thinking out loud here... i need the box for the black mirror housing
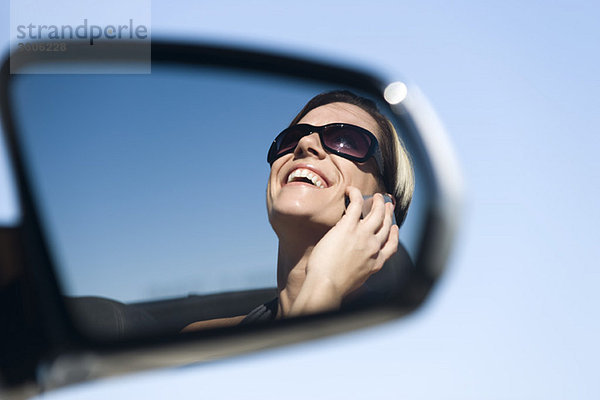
[0,40,462,392]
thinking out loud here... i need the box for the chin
[267,182,343,228]
[270,200,323,220]
[268,199,340,233]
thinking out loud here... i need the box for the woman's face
[267,102,384,232]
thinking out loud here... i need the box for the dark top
[239,297,279,324]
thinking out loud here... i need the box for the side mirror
[0,40,462,392]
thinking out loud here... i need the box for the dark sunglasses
[267,123,384,175]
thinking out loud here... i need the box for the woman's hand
[288,186,399,316]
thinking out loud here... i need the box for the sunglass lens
[323,126,372,159]
[276,126,307,156]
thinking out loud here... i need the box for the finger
[374,202,394,243]
[379,224,400,261]
[362,193,386,232]
[342,186,363,223]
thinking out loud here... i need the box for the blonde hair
[385,121,414,225]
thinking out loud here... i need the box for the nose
[293,132,327,160]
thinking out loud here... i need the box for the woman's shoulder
[181,298,279,332]
[181,315,247,332]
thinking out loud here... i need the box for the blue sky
[2,1,600,398]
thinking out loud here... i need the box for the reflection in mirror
[9,63,426,338]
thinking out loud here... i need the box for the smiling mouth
[286,168,326,188]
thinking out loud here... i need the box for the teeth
[286,168,326,188]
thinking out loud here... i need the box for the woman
[183,90,414,330]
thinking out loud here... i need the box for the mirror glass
[8,61,427,337]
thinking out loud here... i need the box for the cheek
[338,162,381,194]
[356,176,381,195]
[266,159,286,209]
[266,170,276,206]
[267,159,284,187]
